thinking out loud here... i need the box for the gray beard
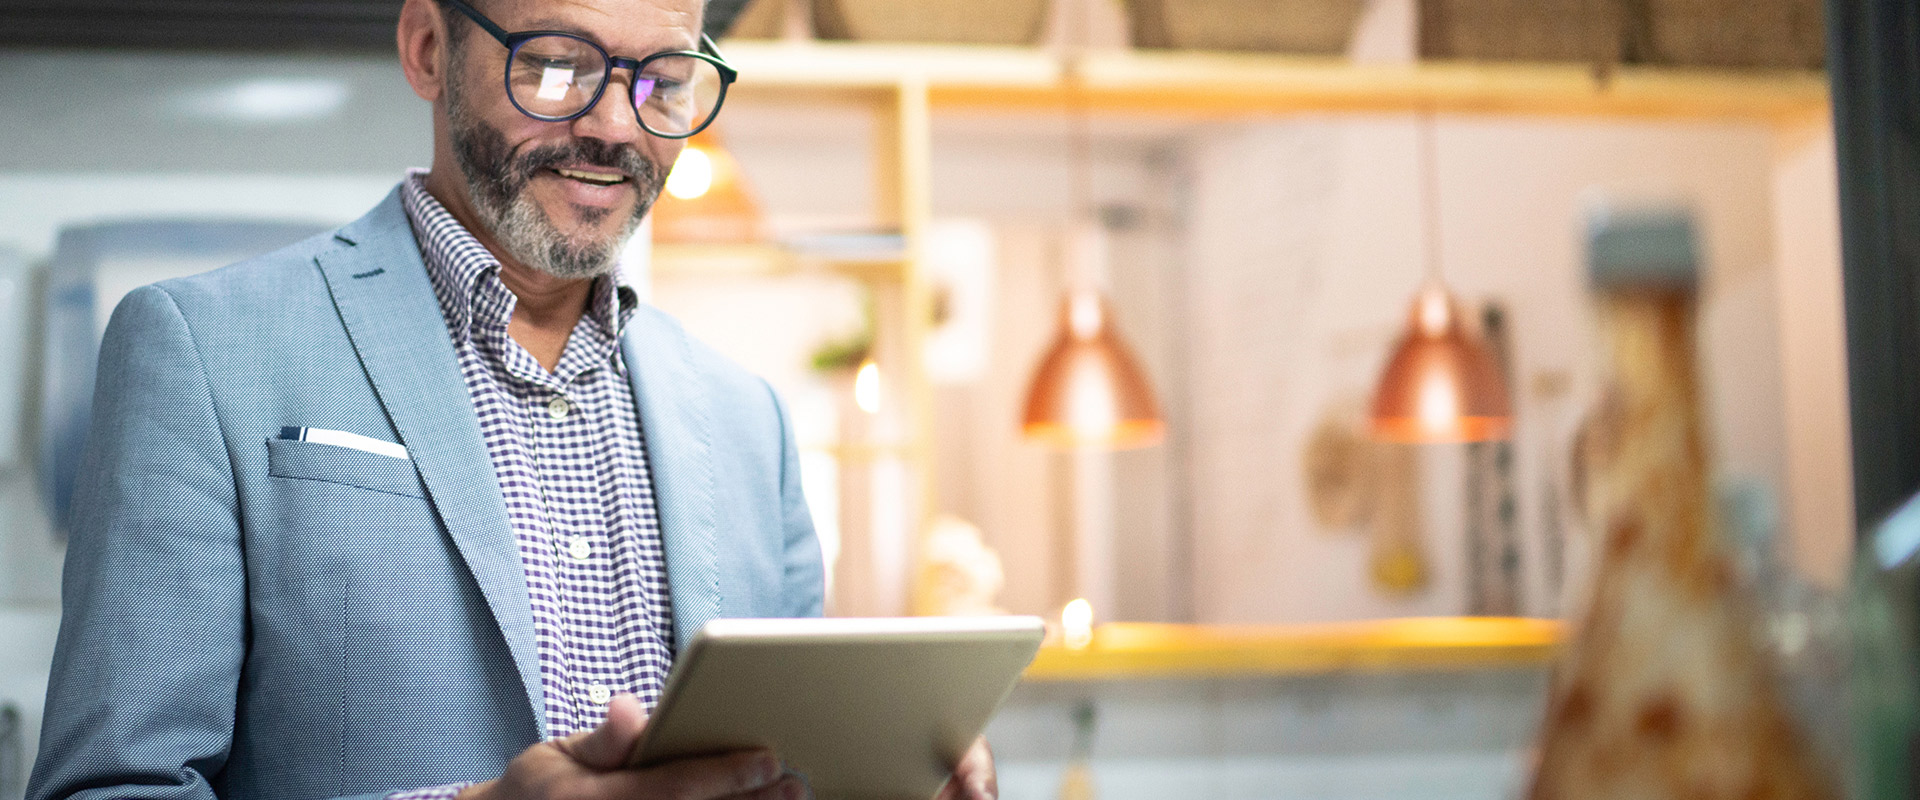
[443,70,664,280]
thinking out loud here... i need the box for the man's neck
[421,169,591,373]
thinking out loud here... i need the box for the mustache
[509,137,658,184]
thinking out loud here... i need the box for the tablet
[625,615,1046,799]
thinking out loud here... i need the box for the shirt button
[565,536,592,562]
[546,396,571,419]
[587,684,611,705]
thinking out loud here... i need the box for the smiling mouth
[552,167,629,187]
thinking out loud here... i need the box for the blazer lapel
[622,308,720,654]
[313,190,547,737]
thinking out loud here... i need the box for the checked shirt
[388,172,676,799]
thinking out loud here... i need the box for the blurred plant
[809,292,875,373]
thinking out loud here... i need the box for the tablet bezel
[625,616,1046,798]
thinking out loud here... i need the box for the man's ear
[397,0,448,103]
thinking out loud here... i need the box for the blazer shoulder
[150,228,345,310]
[151,185,410,312]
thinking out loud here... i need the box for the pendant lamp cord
[1062,0,1095,287]
[1419,110,1443,284]
[1070,82,1091,224]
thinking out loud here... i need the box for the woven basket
[1421,0,1824,68]
[812,0,1049,45]
[1419,0,1621,63]
[1642,0,1824,69]
[1126,0,1366,53]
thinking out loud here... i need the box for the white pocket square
[278,426,410,460]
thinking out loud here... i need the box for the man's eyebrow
[518,17,695,56]
[519,17,597,38]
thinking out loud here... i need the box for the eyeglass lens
[507,34,724,135]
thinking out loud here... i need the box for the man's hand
[458,694,802,800]
[935,737,997,800]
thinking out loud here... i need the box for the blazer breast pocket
[266,436,426,499]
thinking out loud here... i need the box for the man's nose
[570,72,644,145]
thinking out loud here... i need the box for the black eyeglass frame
[438,0,738,139]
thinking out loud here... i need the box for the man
[26,0,996,798]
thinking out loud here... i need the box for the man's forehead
[488,0,704,49]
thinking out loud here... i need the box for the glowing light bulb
[1062,598,1093,650]
[665,146,714,200]
[1416,285,1452,334]
[1067,291,1103,339]
[854,359,881,415]
[1416,371,1461,431]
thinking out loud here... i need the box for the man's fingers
[950,737,996,800]
[557,693,650,770]
[958,737,992,771]
[935,773,993,800]
[721,773,807,800]
[590,748,783,800]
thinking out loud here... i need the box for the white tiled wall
[987,669,1548,800]
[0,606,59,800]
[998,752,1527,800]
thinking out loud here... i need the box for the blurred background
[0,0,1864,797]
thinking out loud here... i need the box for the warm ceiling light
[651,129,763,243]
[1370,282,1511,443]
[1370,113,1511,443]
[664,145,715,200]
[853,359,881,415]
[1061,598,1094,650]
[1021,288,1165,450]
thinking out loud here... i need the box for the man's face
[442,0,700,280]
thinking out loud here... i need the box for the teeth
[557,168,626,185]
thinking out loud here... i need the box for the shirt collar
[399,170,638,347]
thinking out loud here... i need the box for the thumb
[559,693,649,770]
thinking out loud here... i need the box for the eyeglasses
[438,0,737,139]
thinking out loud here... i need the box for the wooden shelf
[651,242,906,281]
[721,40,1828,125]
[800,441,921,460]
[1022,617,1563,681]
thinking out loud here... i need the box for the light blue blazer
[27,187,825,800]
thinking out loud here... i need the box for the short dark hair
[441,0,721,55]
[439,0,477,57]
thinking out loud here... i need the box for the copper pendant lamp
[1370,115,1512,443]
[651,129,765,244]
[1021,231,1165,450]
[1019,49,1164,451]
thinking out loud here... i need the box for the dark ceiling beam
[0,0,757,51]
[0,0,405,51]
